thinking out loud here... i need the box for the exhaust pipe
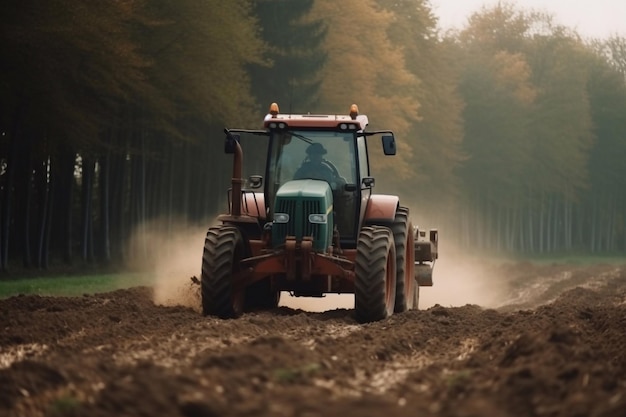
[225,129,243,217]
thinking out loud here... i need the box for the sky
[430,0,626,39]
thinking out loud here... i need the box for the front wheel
[354,226,396,323]
[201,226,246,318]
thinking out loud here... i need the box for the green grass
[0,272,153,299]
[48,395,82,416]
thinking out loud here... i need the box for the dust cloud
[127,217,214,310]
[418,249,510,309]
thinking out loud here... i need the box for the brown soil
[1,262,626,417]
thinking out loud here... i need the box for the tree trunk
[20,144,33,267]
[56,148,76,264]
[1,108,24,270]
[81,156,95,262]
[100,149,111,264]
[36,158,51,269]
[42,157,56,269]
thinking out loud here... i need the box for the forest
[1,0,625,272]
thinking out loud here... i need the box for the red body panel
[224,191,265,220]
[364,195,399,223]
[242,192,265,220]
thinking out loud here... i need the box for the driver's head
[306,143,327,163]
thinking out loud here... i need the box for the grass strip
[0,273,153,299]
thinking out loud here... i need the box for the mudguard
[242,192,266,220]
[363,194,399,223]
[222,192,266,220]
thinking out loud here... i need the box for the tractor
[201,103,438,323]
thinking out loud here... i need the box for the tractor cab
[261,103,396,251]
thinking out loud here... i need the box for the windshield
[268,130,356,189]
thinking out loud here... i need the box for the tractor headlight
[308,213,327,224]
[268,122,287,129]
[339,123,358,130]
[274,213,290,223]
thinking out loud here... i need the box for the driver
[293,143,337,184]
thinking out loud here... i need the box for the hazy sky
[430,0,626,39]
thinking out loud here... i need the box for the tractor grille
[273,198,321,246]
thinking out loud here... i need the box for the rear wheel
[355,226,396,323]
[392,207,417,312]
[201,226,246,318]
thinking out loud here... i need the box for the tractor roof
[263,103,369,131]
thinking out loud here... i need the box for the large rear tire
[201,226,246,318]
[355,226,396,323]
[392,207,417,312]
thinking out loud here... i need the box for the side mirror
[382,134,396,156]
[225,133,241,154]
[248,175,263,189]
[362,177,375,188]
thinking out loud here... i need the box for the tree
[454,2,594,252]
[249,0,326,114]
[375,0,465,218]
[308,0,421,179]
[0,0,147,269]
[585,38,626,251]
[522,34,595,252]
[109,0,270,262]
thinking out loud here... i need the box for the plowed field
[2,261,625,417]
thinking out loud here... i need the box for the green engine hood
[272,180,334,252]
